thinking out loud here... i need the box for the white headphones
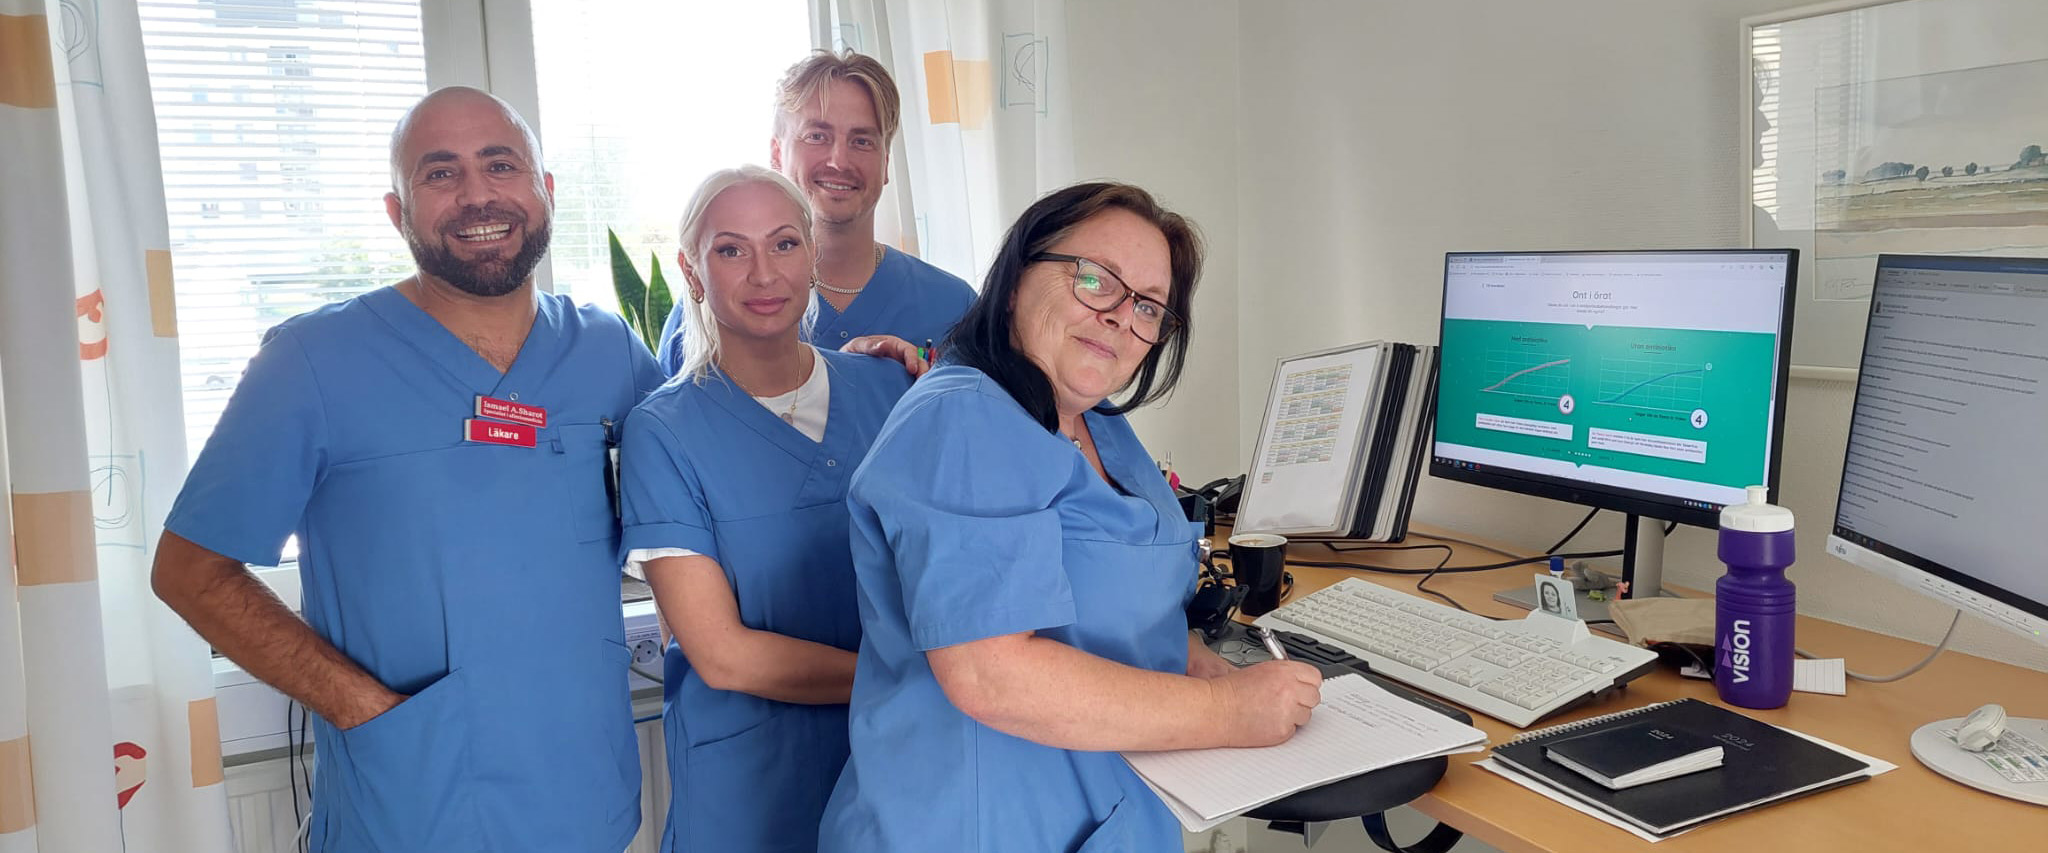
[1955,703,2008,752]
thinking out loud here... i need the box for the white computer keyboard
[1254,578,1660,727]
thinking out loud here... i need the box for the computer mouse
[1956,703,2007,752]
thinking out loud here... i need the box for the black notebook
[1542,720,1722,789]
[1492,698,1873,837]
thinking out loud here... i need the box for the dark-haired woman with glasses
[818,182,1322,852]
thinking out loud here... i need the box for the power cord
[1414,548,1624,612]
[1316,541,1458,607]
[1320,542,1456,558]
[1284,548,1625,577]
[1545,507,1599,554]
[1187,542,1250,640]
[631,651,667,724]
[287,701,303,850]
[1798,609,1963,683]
[1541,510,1674,554]
[632,662,666,726]
[1292,546,1626,612]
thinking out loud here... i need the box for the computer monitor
[1826,253,2048,805]
[1826,254,2048,646]
[1431,250,1797,602]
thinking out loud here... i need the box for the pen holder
[1229,533,1289,617]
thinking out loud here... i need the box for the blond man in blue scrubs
[154,87,660,852]
[654,50,974,373]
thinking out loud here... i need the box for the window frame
[156,0,830,584]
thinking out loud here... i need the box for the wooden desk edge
[1212,523,2048,850]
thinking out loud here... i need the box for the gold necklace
[778,381,801,423]
[814,244,886,295]
[731,355,808,423]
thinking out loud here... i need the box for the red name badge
[464,418,536,448]
[475,395,547,428]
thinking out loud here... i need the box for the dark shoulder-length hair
[941,181,1203,432]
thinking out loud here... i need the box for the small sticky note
[1793,658,1847,695]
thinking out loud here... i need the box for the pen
[1253,626,1288,661]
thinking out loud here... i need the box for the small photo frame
[1533,574,1579,621]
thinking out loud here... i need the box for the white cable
[1797,609,1962,684]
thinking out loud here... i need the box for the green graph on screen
[1438,319,1777,489]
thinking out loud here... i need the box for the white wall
[1068,0,2045,673]
[1226,0,2048,673]
[1067,0,1243,483]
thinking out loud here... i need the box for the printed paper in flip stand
[1123,674,1487,832]
[1235,345,1386,536]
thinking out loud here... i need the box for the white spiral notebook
[1121,674,1488,832]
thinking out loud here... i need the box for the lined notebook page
[1123,674,1487,830]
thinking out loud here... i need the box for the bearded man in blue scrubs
[654,50,974,374]
[153,87,661,852]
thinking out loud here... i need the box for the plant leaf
[646,251,674,349]
[609,228,648,343]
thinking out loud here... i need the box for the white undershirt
[624,346,831,579]
[751,345,831,443]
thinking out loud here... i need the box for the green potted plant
[608,227,674,354]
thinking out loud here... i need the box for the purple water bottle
[1715,486,1796,709]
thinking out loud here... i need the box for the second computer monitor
[1828,254,2048,647]
[1431,250,1796,529]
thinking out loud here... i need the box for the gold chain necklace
[778,382,801,423]
[731,355,808,423]
[814,244,886,295]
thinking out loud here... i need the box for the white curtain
[0,0,232,850]
[824,0,1074,284]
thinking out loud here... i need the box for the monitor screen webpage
[1832,255,2048,625]
[1432,251,1793,523]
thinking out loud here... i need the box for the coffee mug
[1228,533,1289,617]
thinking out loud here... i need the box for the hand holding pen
[1211,633,1322,747]
[1253,625,1288,661]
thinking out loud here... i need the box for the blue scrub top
[656,246,974,375]
[618,349,911,853]
[166,287,664,853]
[819,366,1199,853]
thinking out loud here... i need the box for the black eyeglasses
[1030,252,1182,344]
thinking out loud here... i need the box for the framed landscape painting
[1743,0,2048,373]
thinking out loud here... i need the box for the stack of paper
[1122,674,1487,832]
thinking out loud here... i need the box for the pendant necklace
[779,382,801,424]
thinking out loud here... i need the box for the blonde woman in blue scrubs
[617,165,924,852]
[820,182,1325,852]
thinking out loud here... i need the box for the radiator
[225,718,1256,852]
[225,716,670,853]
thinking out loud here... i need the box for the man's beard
[403,202,552,297]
